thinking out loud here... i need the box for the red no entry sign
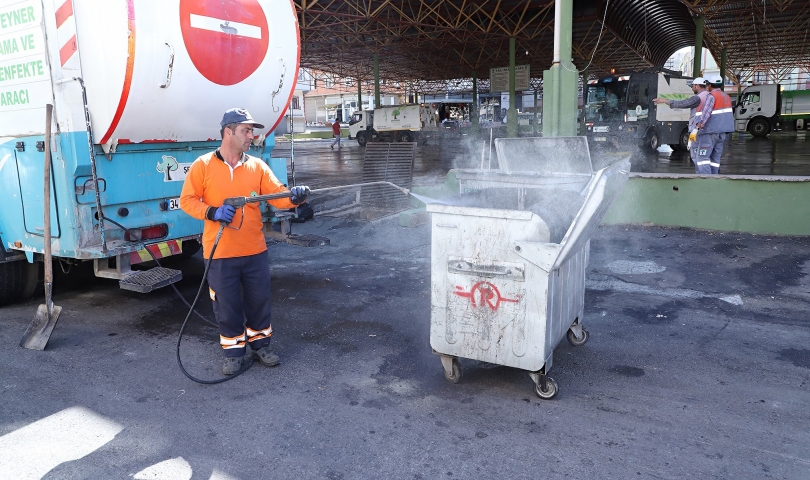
[179,0,269,86]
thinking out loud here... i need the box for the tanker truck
[734,84,810,137]
[0,0,299,305]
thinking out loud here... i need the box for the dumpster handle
[448,260,523,279]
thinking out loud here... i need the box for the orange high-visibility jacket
[180,150,296,259]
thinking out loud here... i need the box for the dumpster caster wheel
[443,359,463,384]
[534,377,558,400]
[567,327,589,346]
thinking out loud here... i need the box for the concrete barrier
[407,171,810,236]
[602,173,810,235]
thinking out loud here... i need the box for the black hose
[145,224,252,384]
[175,224,253,383]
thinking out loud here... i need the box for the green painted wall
[407,171,810,236]
[603,174,810,235]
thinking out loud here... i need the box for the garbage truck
[584,71,693,151]
[734,84,810,137]
[0,0,299,305]
[348,104,439,146]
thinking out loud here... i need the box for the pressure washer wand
[222,181,410,208]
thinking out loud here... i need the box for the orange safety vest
[702,89,735,133]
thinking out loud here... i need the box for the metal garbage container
[426,137,630,399]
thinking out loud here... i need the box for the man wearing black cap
[180,108,310,375]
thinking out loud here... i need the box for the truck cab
[348,110,373,145]
[735,84,779,136]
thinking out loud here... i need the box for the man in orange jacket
[180,108,310,375]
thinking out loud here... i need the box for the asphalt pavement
[1,137,809,479]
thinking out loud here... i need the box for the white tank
[0,0,299,143]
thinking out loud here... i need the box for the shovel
[20,104,62,350]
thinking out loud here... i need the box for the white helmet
[689,77,709,87]
[706,74,724,86]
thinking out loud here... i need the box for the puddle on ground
[607,260,666,274]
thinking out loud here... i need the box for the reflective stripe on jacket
[702,89,735,134]
[689,90,711,131]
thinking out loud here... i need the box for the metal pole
[374,54,381,108]
[289,113,295,187]
[508,37,517,137]
[553,0,562,63]
[693,16,704,77]
[472,72,479,130]
[76,78,107,255]
[357,77,362,112]
[720,49,727,91]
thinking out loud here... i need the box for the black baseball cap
[220,108,265,129]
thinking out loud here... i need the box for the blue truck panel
[0,130,282,261]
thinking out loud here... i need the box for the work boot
[253,345,280,367]
[222,353,252,375]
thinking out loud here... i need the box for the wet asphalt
[0,134,809,479]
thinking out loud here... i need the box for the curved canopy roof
[295,0,810,92]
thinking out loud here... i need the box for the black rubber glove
[213,204,236,223]
[290,186,310,205]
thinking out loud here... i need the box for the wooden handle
[43,104,53,286]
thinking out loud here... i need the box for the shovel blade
[20,304,62,350]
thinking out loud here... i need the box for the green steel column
[533,89,538,135]
[507,37,518,137]
[472,72,479,130]
[357,78,362,111]
[374,54,381,108]
[693,16,704,77]
[720,49,727,91]
[542,0,578,137]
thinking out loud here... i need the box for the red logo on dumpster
[454,282,521,311]
[180,0,269,85]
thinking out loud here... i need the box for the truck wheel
[670,128,689,151]
[748,118,770,137]
[0,260,29,306]
[180,239,201,259]
[19,261,41,301]
[357,132,368,146]
[642,129,660,152]
[399,131,413,142]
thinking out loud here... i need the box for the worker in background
[180,108,310,375]
[653,77,710,172]
[697,75,735,174]
[605,87,618,109]
[330,117,342,150]
[602,86,619,120]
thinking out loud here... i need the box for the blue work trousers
[692,132,726,174]
[206,252,273,357]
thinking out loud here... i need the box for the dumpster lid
[494,137,593,176]
[553,158,630,270]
